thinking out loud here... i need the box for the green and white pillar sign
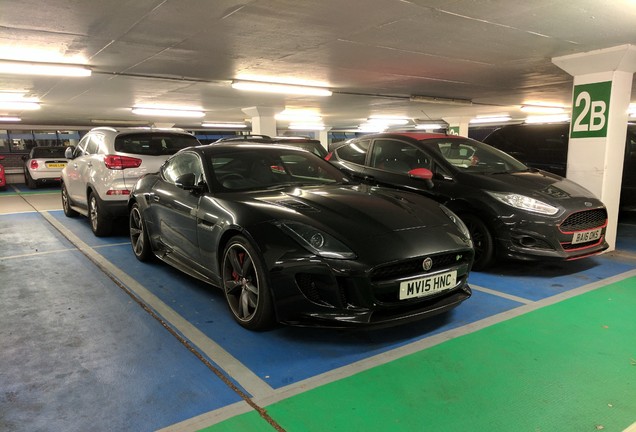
[570,81,612,138]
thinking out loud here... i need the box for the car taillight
[30,160,39,169]
[106,189,131,196]
[103,155,142,170]
[324,152,333,161]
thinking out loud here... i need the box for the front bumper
[268,249,473,328]
[491,207,609,262]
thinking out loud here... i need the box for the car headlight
[277,221,356,259]
[486,191,559,215]
[440,205,471,240]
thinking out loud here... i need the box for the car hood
[460,169,600,203]
[240,183,472,258]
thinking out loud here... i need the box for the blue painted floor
[1,188,635,431]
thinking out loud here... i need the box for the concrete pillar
[317,128,331,150]
[241,106,280,137]
[444,117,470,136]
[553,44,636,251]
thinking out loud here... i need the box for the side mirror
[175,173,204,192]
[64,146,75,159]
[408,167,434,189]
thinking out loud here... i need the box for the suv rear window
[115,133,199,156]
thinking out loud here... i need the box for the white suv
[61,127,200,236]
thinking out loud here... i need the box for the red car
[0,155,6,190]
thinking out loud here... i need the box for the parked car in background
[215,134,328,158]
[327,132,609,270]
[22,146,69,188]
[128,142,474,329]
[0,155,6,190]
[61,127,201,236]
[483,122,636,211]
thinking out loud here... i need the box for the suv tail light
[30,160,39,169]
[104,155,142,170]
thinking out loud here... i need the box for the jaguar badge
[422,257,433,271]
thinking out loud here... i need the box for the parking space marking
[0,247,77,261]
[168,268,636,432]
[470,284,534,304]
[40,211,275,400]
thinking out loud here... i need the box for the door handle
[152,195,160,202]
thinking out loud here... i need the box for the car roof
[362,132,463,141]
[88,126,193,135]
[197,141,312,153]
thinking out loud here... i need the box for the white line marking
[168,268,636,431]
[470,284,534,304]
[40,211,274,399]
[0,248,77,261]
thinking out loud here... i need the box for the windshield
[208,147,349,191]
[429,138,528,173]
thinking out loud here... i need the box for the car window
[85,135,101,155]
[31,147,67,158]
[370,139,430,173]
[162,152,204,185]
[431,138,527,173]
[115,133,199,156]
[208,148,345,191]
[335,139,370,165]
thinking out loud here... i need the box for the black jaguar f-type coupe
[128,142,474,330]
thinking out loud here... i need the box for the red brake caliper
[231,252,245,281]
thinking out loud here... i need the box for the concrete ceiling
[1,0,636,131]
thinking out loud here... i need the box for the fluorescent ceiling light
[0,60,91,77]
[0,116,21,122]
[132,107,205,118]
[469,115,511,124]
[367,116,409,125]
[232,80,332,96]
[357,123,387,132]
[525,114,571,124]
[520,105,566,114]
[0,101,40,110]
[201,122,248,128]
[410,95,472,106]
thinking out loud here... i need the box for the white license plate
[572,228,602,244]
[399,271,457,300]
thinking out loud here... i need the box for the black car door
[149,152,203,265]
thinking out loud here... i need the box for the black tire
[129,203,152,261]
[221,235,274,330]
[88,191,112,236]
[25,170,37,189]
[61,183,78,217]
[461,213,495,271]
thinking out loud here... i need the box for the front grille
[560,208,607,233]
[370,251,470,282]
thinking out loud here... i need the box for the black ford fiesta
[327,132,609,270]
[128,142,474,330]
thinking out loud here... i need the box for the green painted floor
[202,277,636,432]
